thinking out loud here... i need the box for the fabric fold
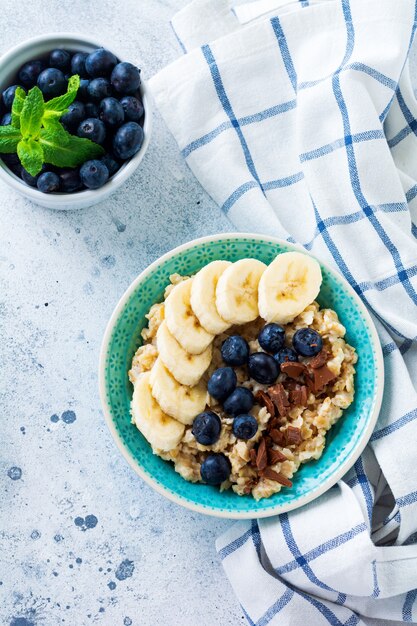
[149,0,417,622]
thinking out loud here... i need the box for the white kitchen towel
[149,0,417,623]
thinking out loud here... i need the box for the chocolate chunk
[269,429,286,446]
[268,448,287,464]
[255,390,275,418]
[284,379,298,391]
[289,384,308,407]
[310,350,330,369]
[267,383,290,417]
[256,438,268,471]
[285,425,303,446]
[312,364,337,392]
[304,374,315,392]
[267,417,282,431]
[249,448,257,467]
[259,467,293,487]
[280,361,307,379]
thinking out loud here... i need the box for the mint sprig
[40,118,104,168]
[0,126,22,153]
[11,87,27,129]
[18,137,44,175]
[20,86,44,137]
[44,75,80,117]
[0,75,104,177]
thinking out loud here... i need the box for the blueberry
[37,171,60,193]
[78,79,90,101]
[37,68,67,98]
[274,348,298,367]
[292,328,323,357]
[18,60,45,88]
[113,121,143,160]
[49,49,71,72]
[84,102,99,118]
[77,118,106,145]
[232,414,258,440]
[2,85,24,111]
[111,62,141,95]
[248,353,279,385]
[0,153,20,168]
[99,97,124,127]
[21,167,40,187]
[1,112,12,125]
[258,323,285,354]
[101,153,120,177]
[192,411,221,446]
[71,52,89,78]
[80,159,109,189]
[87,78,112,102]
[85,48,118,78]
[59,168,83,192]
[119,95,144,122]
[200,453,231,485]
[221,335,249,366]
[207,367,237,402]
[61,101,86,130]
[223,387,254,417]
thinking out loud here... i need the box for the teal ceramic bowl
[99,233,384,519]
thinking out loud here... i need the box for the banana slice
[258,251,322,324]
[149,357,208,425]
[165,278,214,355]
[190,260,232,334]
[157,321,212,387]
[131,372,185,452]
[216,258,266,324]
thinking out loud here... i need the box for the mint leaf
[11,87,27,129]
[17,138,44,176]
[44,75,80,117]
[39,119,104,167]
[20,87,44,138]
[0,125,22,153]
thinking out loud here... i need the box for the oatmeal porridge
[128,252,357,500]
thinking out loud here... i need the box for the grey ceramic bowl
[0,33,151,210]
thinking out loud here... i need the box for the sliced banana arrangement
[165,278,214,355]
[149,357,208,425]
[131,372,185,452]
[258,252,322,324]
[131,251,323,454]
[190,260,231,334]
[216,258,266,324]
[157,321,212,387]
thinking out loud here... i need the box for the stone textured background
[1,1,415,625]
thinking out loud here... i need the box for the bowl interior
[101,236,381,517]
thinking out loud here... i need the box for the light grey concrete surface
[1,2,417,626]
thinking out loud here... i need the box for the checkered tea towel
[149,1,417,623]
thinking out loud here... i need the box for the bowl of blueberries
[0,33,151,209]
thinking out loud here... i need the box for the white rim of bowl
[99,233,384,519]
[0,33,152,206]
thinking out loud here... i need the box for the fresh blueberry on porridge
[274,347,299,367]
[233,414,258,440]
[207,367,237,402]
[221,335,250,366]
[293,327,323,357]
[223,387,254,417]
[128,252,357,500]
[192,411,221,446]
[258,323,285,353]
